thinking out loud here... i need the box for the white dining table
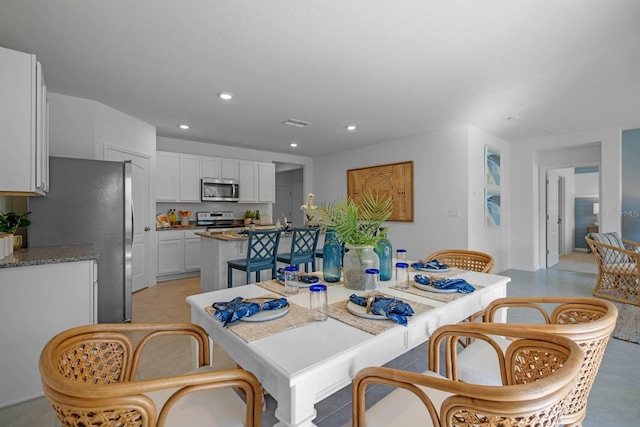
[187,269,510,427]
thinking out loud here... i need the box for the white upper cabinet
[258,162,275,203]
[202,156,238,180]
[178,154,201,202]
[201,156,221,179]
[238,160,275,203]
[0,47,48,195]
[156,152,201,202]
[220,158,239,180]
[156,151,178,201]
[238,160,258,202]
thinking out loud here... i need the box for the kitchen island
[198,230,323,291]
[0,245,98,408]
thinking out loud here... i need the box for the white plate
[239,304,290,322]
[346,301,388,320]
[412,266,451,273]
[412,281,458,294]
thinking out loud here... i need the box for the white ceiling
[1,0,639,157]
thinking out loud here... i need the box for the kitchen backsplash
[156,201,272,222]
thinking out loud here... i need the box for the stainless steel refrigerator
[28,156,133,323]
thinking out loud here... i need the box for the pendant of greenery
[316,192,393,246]
[0,211,31,234]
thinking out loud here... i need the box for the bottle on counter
[168,209,176,226]
[375,227,392,281]
[322,228,341,283]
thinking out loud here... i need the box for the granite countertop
[0,245,98,269]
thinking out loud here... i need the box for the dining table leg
[272,381,318,427]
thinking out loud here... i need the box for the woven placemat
[204,294,312,342]
[326,295,434,335]
[390,282,484,303]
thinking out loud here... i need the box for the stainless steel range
[196,211,237,229]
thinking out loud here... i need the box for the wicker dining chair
[586,232,640,306]
[422,249,494,273]
[454,297,617,427]
[352,322,584,427]
[40,323,263,427]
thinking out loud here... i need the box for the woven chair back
[423,249,494,273]
[483,297,618,426]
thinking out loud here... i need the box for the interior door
[105,146,150,292]
[546,171,560,267]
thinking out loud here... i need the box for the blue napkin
[412,259,449,270]
[349,294,415,326]
[212,296,288,326]
[414,275,475,293]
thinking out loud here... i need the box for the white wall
[575,172,599,196]
[510,127,621,271]
[468,127,510,272]
[312,127,499,266]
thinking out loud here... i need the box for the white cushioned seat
[145,366,249,427]
[364,370,452,427]
[456,334,511,385]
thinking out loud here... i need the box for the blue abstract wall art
[485,188,501,227]
[485,145,501,186]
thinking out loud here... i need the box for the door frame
[539,163,601,269]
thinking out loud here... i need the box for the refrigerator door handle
[131,200,135,238]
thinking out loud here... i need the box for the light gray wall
[314,127,509,271]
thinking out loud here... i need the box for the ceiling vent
[283,118,312,128]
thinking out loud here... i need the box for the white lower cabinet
[0,260,97,408]
[157,229,201,281]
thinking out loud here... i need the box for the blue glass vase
[375,227,393,281]
[322,229,342,283]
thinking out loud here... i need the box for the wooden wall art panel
[347,161,413,222]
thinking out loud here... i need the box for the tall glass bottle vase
[342,244,380,291]
[322,229,342,283]
[375,228,392,281]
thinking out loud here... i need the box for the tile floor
[2,268,639,426]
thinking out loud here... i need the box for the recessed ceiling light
[179,124,189,130]
[219,92,233,100]
[290,143,298,148]
[346,125,357,131]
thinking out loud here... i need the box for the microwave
[201,178,240,202]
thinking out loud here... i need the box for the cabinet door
[184,235,201,271]
[156,152,178,201]
[258,162,275,203]
[158,236,183,275]
[238,161,258,202]
[221,158,239,180]
[0,47,43,195]
[179,154,201,202]
[202,156,221,178]
[35,62,46,192]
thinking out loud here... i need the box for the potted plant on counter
[315,192,393,290]
[0,211,31,251]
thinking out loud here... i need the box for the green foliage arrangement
[0,211,31,234]
[316,192,393,246]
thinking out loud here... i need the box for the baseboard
[574,248,588,252]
